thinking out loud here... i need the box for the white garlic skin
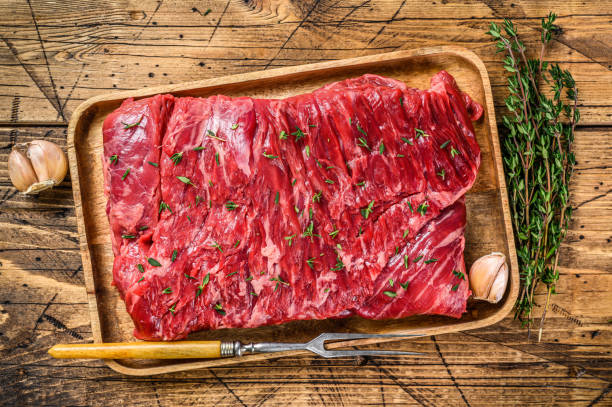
[7,140,68,194]
[27,140,68,185]
[8,148,38,192]
[469,252,509,304]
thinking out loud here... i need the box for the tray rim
[67,45,519,376]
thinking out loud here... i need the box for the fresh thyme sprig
[487,13,578,340]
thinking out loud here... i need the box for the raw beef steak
[102,71,482,340]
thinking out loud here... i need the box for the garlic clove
[8,147,39,192]
[8,140,68,194]
[469,252,509,304]
[27,140,68,186]
[487,261,509,303]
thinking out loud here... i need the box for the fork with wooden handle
[48,333,425,359]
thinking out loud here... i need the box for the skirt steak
[102,71,482,340]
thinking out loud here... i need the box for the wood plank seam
[25,0,65,122]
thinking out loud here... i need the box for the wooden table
[0,1,610,405]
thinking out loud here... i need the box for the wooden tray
[67,46,518,376]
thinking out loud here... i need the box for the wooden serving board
[67,46,518,376]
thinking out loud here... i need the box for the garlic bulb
[8,140,68,194]
[469,252,509,304]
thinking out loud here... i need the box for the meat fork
[48,333,424,359]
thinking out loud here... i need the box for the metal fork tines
[236,332,425,358]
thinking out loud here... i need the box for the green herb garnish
[195,273,210,298]
[231,123,239,130]
[162,287,172,294]
[121,168,130,180]
[291,127,305,141]
[193,146,205,151]
[171,249,177,262]
[379,142,385,154]
[357,137,370,151]
[137,264,144,273]
[170,152,183,165]
[453,270,465,280]
[383,291,397,298]
[225,201,238,211]
[109,154,118,165]
[207,129,225,142]
[440,140,450,149]
[263,151,278,159]
[177,176,194,186]
[424,258,438,264]
[356,123,368,137]
[210,242,223,253]
[331,255,345,271]
[303,221,315,238]
[214,303,226,315]
[122,117,142,129]
[159,201,172,214]
[417,202,429,216]
[122,234,135,239]
[270,276,290,286]
[401,137,413,145]
[147,161,159,167]
[148,258,161,267]
[413,255,423,263]
[226,271,238,278]
[279,130,288,140]
[329,228,339,239]
[360,200,374,219]
[415,128,429,138]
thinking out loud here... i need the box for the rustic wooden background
[0,0,610,405]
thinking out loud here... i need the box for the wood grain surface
[0,0,610,405]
